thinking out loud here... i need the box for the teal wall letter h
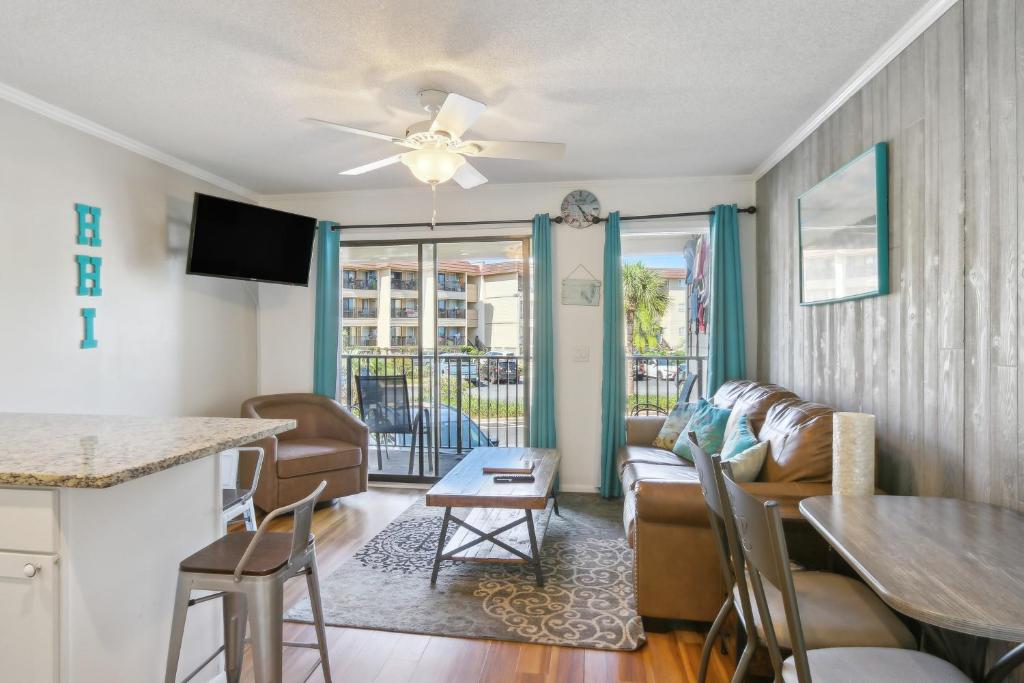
[75,203,102,246]
[81,308,97,349]
[76,255,103,296]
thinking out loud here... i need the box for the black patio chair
[630,371,698,416]
[354,374,431,475]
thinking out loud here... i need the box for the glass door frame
[341,234,532,484]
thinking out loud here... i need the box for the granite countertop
[0,413,295,488]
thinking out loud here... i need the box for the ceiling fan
[306,90,566,189]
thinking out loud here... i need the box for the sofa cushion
[621,460,698,493]
[626,415,666,446]
[617,445,689,473]
[758,398,834,482]
[721,382,798,437]
[712,379,755,408]
[277,438,362,478]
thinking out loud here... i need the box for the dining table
[799,495,1024,683]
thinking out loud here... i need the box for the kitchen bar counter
[0,413,294,488]
[0,412,295,682]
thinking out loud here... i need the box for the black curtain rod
[328,206,756,231]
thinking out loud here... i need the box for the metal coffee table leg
[430,507,452,585]
[524,509,544,586]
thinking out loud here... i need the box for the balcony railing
[391,308,419,319]
[391,335,417,346]
[344,279,378,290]
[343,336,378,347]
[438,282,466,293]
[438,335,466,346]
[337,354,525,469]
[628,355,707,414]
[343,308,378,318]
[392,280,417,291]
[437,308,467,319]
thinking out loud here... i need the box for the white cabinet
[0,550,58,682]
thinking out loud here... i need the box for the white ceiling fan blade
[304,118,414,146]
[460,140,566,161]
[339,155,403,175]
[429,93,486,138]
[452,161,488,189]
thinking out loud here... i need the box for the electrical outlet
[573,345,590,362]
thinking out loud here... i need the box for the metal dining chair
[720,474,971,683]
[165,481,333,683]
[222,447,263,531]
[688,433,763,683]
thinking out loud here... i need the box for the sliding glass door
[339,237,530,483]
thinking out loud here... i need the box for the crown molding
[259,174,756,203]
[752,0,958,180]
[0,80,257,200]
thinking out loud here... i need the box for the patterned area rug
[286,493,645,650]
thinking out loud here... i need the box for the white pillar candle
[832,412,875,496]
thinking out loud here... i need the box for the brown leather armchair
[240,393,369,512]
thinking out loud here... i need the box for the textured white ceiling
[0,1,928,194]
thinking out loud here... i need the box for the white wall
[258,176,755,491]
[0,98,257,417]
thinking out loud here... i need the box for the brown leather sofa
[620,379,835,622]
[240,393,369,512]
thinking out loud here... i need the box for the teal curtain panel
[313,221,341,398]
[706,204,747,397]
[599,212,626,498]
[529,213,557,449]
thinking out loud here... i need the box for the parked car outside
[393,405,498,450]
[483,357,521,384]
[439,353,482,386]
[635,359,678,380]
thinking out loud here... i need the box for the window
[621,227,709,414]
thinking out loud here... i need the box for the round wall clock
[560,190,600,229]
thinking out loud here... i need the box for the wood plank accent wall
[757,0,1024,514]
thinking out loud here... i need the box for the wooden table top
[800,495,1024,642]
[425,447,559,510]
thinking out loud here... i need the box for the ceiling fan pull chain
[431,183,438,230]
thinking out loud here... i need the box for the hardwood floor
[236,486,735,682]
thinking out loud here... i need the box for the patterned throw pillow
[652,399,698,450]
[671,399,732,463]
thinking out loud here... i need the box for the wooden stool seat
[179,531,295,577]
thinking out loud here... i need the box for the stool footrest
[186,591,225,608]
[181,644,225,683]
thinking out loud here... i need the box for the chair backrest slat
[355,375,413,435]
[721,474,812,682]
[233,480,327,581]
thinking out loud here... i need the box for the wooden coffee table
[425,447,559,586]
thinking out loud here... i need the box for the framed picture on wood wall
[797,142,889,305]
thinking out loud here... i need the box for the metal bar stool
[222,446,264,532]
[165,481,333,683]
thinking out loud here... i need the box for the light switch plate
[573,345,590,362]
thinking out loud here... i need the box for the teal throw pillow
[671,399,731,463]
[719,415,768,482]
[721,414,758,460]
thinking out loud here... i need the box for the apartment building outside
[341,260,524,353]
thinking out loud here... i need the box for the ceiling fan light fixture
[400,148,465,185]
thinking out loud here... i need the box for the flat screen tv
[187,193,317,286]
